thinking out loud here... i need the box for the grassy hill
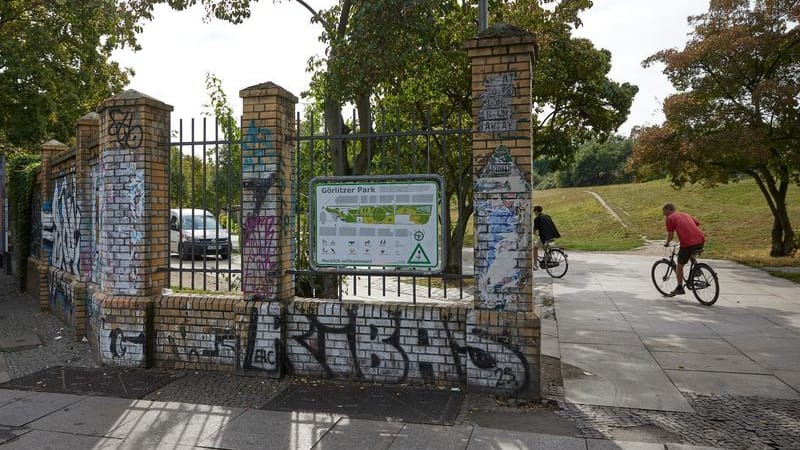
[534,178,800,267]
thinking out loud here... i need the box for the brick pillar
[70,112,100,338]
[36,140,69,311]
[466,24,540,399]
[75,112,100,286]
[97,90,172,296]
[239,82,297,302]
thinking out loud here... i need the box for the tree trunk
[769,193,795,257]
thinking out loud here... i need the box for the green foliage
[632,0,800,256]
[560,136,633,187]
[0,1,145,148]
[7,153,41,286]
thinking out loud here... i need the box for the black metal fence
[292,107,475,303]
[169,107,475,303]
[169,117,241,292]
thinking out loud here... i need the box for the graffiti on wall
[242,215,279,299]
[48,271,74,323]
[478,72,518,134]
[161,325,238,365]
[51,175,82,275]
[41,201,53,256]
[108,108,143,149]
[90,295,145,366]
[237,303,531,393]
[84,165,102,283]
[98,149,145,294]
[475,198,530,310]
[243,302,282,373]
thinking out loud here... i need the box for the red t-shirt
[666,212,705,247]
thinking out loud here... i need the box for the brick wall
[153,294,241,371]
[89,292,150,367]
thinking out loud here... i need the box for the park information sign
[310,175,444,274]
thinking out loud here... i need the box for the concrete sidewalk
[0,388,718,450]
[2,251,799,449]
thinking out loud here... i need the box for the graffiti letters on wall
[51,174,82,275]
[84,165,102,283]
[478,72,518,134]
[48,271,74,324]
[89,295,146,366]
[240,303,530,395]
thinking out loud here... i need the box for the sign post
[309,175,444,275]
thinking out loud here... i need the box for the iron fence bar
[190,118,197,290]
[202,117,208,292]
[177,119,184,290]
[425,109,431,174]
[213,117,220,291]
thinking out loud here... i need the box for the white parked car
[170,209,231,260]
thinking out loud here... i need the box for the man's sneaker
[669,286,686,296]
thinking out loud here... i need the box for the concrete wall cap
[41,139,68,149]
[100,89,174,111]
[77,112,101,124]
[239,82,299,103]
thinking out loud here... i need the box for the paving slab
[200,409,340,450]
[104,400,244,448]
[25,396,148,435]
[724,336,800,371]
[586,439,666,450]
[311,417,405,450]
[558,329,644,347]
[467,426,586,450]
[0,425,30,445]
[0,355,10,384]
[0,391,82,427]
[775,370,800,392]
[665,370,800,398]
[641,337,742,355]
[388,423,472,450]
[0,429,122,449]
[561,343,693,412]
[0,332,42,351]
[650,351,768,374]
[0,389,30,408]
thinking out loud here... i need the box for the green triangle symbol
[407,244,431,265]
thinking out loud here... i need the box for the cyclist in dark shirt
[533,205,561,270]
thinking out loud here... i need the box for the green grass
[766,270,800,283]
[452,178,799,269]
[573,178,798,266]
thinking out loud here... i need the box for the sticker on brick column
[478,72,518,134]
[475,197,531,310]
[475,145,530,194]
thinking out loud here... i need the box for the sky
[112,0,711,136]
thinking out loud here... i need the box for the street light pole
[478,0,487,32]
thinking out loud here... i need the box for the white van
[170,209,231,259]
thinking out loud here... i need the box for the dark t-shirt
[534,213,561,242]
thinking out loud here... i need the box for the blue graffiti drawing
[478,200,525,309]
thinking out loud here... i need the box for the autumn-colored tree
[632,0,800,257]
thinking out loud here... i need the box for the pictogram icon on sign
[407,244,431,265]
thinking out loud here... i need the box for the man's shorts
[534,238,555,249]
[678,244,704,265]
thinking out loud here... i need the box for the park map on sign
[324,205,432,225]
[313,180,440,269]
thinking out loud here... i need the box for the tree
[0,1,144,149]
[631,0,800,257]
[141,0,637,273]
[560,136,634,187]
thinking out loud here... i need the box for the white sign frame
[309,175,445,275]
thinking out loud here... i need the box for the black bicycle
[538,242,568,278]
[651,244,719,305]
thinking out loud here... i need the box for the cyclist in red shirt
[662,203,706,296]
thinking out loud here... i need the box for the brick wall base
[86,294,541,398]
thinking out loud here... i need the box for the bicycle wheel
[651,260,674,296]
[690,263,719,306]
[544,249,568,278]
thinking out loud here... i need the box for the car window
[181,215,219,230]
